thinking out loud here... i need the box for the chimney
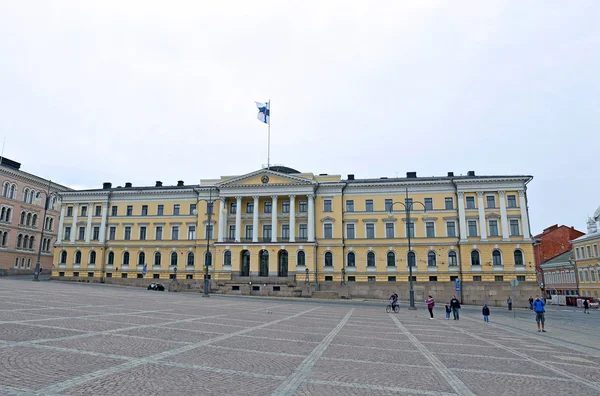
[406,172,417,178]
[155,181,163,187]
[124,182,132,188]
[447,172,454,177]
[380,177,388,179]
[347,174,355,180]
[467,171,475,176]
[102,182,112,189]
[177,180,184,187]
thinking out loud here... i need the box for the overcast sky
[0,1,598,235]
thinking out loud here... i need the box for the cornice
[217,169,317,187]
[0,167,70,192]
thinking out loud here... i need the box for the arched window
[154,252,161,266]
[5,208,10,222]
[1,231,7,246]
[0,207,5,221]
[297,251,305,266]
[107,251,114,265]
[492,249,502,265]
[448,251,457,266]
[27,258,31,268]
[171,251,178,266]
[32,214,37,227]
[407,251,416,267]
[23,189,29,203]
[34,192,40,204]
[14,257,19,267]
[21,257,25,268]
[75,251,82,264]
[28,236,34,249]
[427,251,437,267]
[223,251,231,266]
[187,252,194,266]
[90,251,96,264]
[17,234,22,248]
[26,213,31,226]
[367,251,375,267]
[20,212,25,225]
[60,250,67,264]
[387,251,395,267]
[205,252,212,266]
[514,250,524,265]
[9,185,15,199]
[123,252,130,265]
[23,235,29,249]
[139,252,146,265]
[471,250,480,266]
[347,252,355,267]
[325,252,333,266]
[2,183,8,197]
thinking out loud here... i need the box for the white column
[476,192,487,240]
[271,195,278,243]
[235,196,242,242]
[457,192,467,241]
[289,195,296,242]
[518,190,531,240]
[84,203,93,243]
[252,196,259,243]
[70,203,79,243]
[56,204,66,244]
[99,203,108,243]
[498,191,510,241]
[307,194,315,242]
[217,198,225,242]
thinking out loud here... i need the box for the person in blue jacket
[532,295,546,333]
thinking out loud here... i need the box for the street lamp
[193,188,217,297]
[341,267,346,285]
[33,180,57,281]
[567,258,580,296]
[388,188,426,310]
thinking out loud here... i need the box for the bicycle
[386,303,399,313]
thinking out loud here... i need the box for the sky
[0,1,598,235]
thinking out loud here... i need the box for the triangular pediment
[217,169,316,188]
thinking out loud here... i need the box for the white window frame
[346,223,355,239]
[425,221,436,238]
[467,220,478,237]
[323,222,333,239]
[171,225,179,240]
[509,219,521,236]
[323,199,332,212]
[281,223,290,239]
[188,225,196,240]
[385,222,395,239]
[485,194,496,209]
[365,222,376,239]
[576,247,581,259]
[488,219,499,237]
[446,221,457,237]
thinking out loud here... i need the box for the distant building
[540,250,577,297]
[570,212,600,299]
[0,158,70,274]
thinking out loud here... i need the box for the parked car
[147,282,165,291]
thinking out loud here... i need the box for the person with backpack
[482,303,490,323]
[425,295,435,319]
[450,295,461,320]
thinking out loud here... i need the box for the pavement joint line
[34,306,321,395]
[108,332,192,344]
[321,357,432,368]
[0,303,125,315]
[206,344,307,358]
[154,325,228,336]
[450,368,573,381]
[236,334,320,344]
[389,314,476,396]
[329,343,419,352]
[0,384,33,396]
[433,352,525,361]
[18,342,135,361]
[149,360,288,380]
[270,308,355,396]
[450,324,600,393]
[0,308,175,325]
[305,379,458,396]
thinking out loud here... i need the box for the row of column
[217,195,315,243]
[56,202,109,245]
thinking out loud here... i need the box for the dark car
[147,282,165,291]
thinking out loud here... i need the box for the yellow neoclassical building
[571,214,600,299]
[52,167,536,289]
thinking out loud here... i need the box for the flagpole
[267,99,271,170]
[0,137,5,165]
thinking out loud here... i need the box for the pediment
[218,169,315,188]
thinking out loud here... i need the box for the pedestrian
[529,296,534,310]
[583,299,590,314]
[450,295,461,320]
[507,296,512,311]
[532,295,546,332]
[426,295,435,319]
[445,303,451,320]
[482,303,490,323]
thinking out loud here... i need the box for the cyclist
[389,292,399,311]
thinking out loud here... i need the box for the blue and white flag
[142,263,147,276]
[255,101,270,124]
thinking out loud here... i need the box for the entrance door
[278,250,288,277]
[259,250,269,277]
[241,250,250,276]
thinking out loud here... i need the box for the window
[92,226,100,240]
[171,226,179,240]
[473,276,482,282]
[126,206,133,216]
[587,246,592,258]
[404,198,413,208]
[489,220,499,237]
[450,276,458,282]
[406,222,415,238]
[282,201,290,213]
[156,226,163,240]
[507,195,517,208]
[95,205,102,216]
[205,252,213,267]
[368,276,376,282]
[187,252,194,266]
[188,226,196,240]
[151,252,161,266]
[141,205,148,216]
[445,197,453,209]
[207,202,214,214]
[365,199,373,212]
[448,251,457,266]
[323,199,332,212]
[60,251,67,264]
[468,221,478,237]
[446,222,456,237]
[189,204,196,215]
[224,251,231,266]
[121,273,127,279]
[325,276,333,282]
[140,226,147,240]
[514,250,523,265]
[263,225,272,241]
[124,226,131,240]
[426,222,435,238]
[107,251,114,265]
[75,251,82,264]
[471,250,480,266]
[581,247,586,259]
[245,225,253,240]
[347,252,355,267]
[299,201,307,212]
[108,227,116,240]
[387,251,395,267]
[427,251,436,266]
[1,183,7,197]
[510,220,520,236]
[282,224,290,239]
[386,276,396,282]
[346,224,355,239]
[424,198,433,210]
[230,202,237,214]
[157,205,164,216]
[385,223,394,238]
[246,202,253,214]
[81,206,87,217]
[206,224,214,239]
[170,252,177,266]
[78,227,85,240]
[486,195,495,209]
[466,196,475,209]
[366,223,375,239]
[299,224,307,239]
[111,206,117,216]
[576,247,581,259]
[264,201,272,213]
[492,249,502,265]
[595,245,599,257]
[297,251,306,266]
[324,223,333,239]
[325,252,333,266]
[173,204,180,215]
[123,252,129,265]
[517,275,525,282]
[367,251,375,267]
[591,268,596,283]
[407,251,416,267]
[138,252,145,265]
[346,200,354,212]
[73,272,80,278]
[384,199,393,212]
[584,269,590,282]
[429,276,438,282]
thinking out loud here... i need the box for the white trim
[364,222,376,239]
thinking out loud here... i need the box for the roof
[345,175,533,184]
[541,250,574,266]
[571,229,600,244]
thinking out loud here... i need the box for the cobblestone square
[0,278,598,395]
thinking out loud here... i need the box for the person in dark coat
[450,296,461,320]
[482,303,490,323]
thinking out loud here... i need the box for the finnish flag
[255,101,270,124]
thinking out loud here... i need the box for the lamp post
[388,188,426,310]
[567,258,580,296]
[193,189,216,297]
[341,267,346,285]
[33,180,56,281]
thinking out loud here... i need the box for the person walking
[445,303,451,320]
[532,295,546,332]
[450,295,461,320]
[425,296,435,319]
[507,296,513,311]
[583,299,590,314]
[482,303,490,323]
[529,296,534,310]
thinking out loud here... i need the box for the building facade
[0,158,69,274]
[540,250,578,297]
[51,167,536,290]
[570,214,600,299]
